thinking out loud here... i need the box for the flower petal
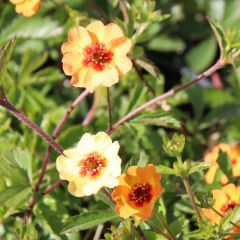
[114,55,132,76]
[71,67,89,87]
[110,37,132,56]
[68,26,92,46]
[87,21,105,42]
[103,23,124,44]
[84,65,119,93]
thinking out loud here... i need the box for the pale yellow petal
[94,132,112,151]
[76,133,96,155]
[84,65,119,92]
[110,37,132,55]
[68,27,92,46]
[15,0,40,17]
[103,23,124,44]
[71,67,89,87]
[62,52,83,75]
[114,55,132,76]
[87,21,105,42]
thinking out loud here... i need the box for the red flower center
[80,152,106,177]
[83,43,113,71]
[129,183,152,207]
[232,158,237,165]
[221,200,237,215]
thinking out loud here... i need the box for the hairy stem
[154,210,177,240]
[111,59,226,131]
[107,88,113,132]
[0,96,63,154]
[183,177,203,221]
[35,90,88,191]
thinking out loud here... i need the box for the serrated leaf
[61,210,118,234]
[131,111,180,129]
[0,36,16,86]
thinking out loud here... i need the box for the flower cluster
[56,131,162,221]
[202,143,240,238]
[10,0,40,17]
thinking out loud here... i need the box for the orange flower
[202,184,240,239]
[112,164,162,221]
[10,0,40,17]
[204,143,240,184]
[61,21,132,93]
[56,132,122,197]
[202,184,240,224]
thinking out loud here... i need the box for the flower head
[10,0,40,17]
[112,164,162,221]
[56,132,122,197]
[204,143,240,184]
[61,21,133,93]
[202,184,240,224]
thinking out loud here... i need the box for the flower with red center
[202,184,240,239]
[202,184,240,224]
[56,132,122,197]
[204,143,240,185]
[112,164,162,221]
[10,0,40,17]
[61,21,133,93]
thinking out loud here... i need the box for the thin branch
[82,92,98,126]
[35,90,89,192]
[111,59,226,131]
[132,59,155,94]
[210,206,240,229]
[147,221,172,240]
[119,0,129,28]
[107,88,113,132]
[135,225,148,240]
[0,97,63,154]
[183,177,203,221]
[154,210,176,240]
[42,180,64,195]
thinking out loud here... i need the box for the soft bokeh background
[1,0,240,239]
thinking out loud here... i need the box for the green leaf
[0,186,31,207]
[155,165,177,175]
[219,206,240,231]
[186,38,217,72]
[217,151,232,181]
[188,162,210,175]
[131,111,181,129]
[169,216,189,235]
[61,210,118,234]
[147,34,185,52]
[0,36,16,86]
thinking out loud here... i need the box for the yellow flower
[61,21,133,93]
[10,0,40,17]
[112,164,162,221]
[204,143,240,184]
[202,184,240,239]
[56,132,122,197]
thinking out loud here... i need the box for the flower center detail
[221,200,237,215]
[83,43,113,71]
[129,183,152,206]
[80,152,106,177]
[232,158,237,165]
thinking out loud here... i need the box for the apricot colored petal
[62,52,83,75]
[15,0,40,17]
[223,184,240,202]
[103,23,124,44]
[232,159,240,177]
[137,204,154,221]
[61,41,85,54]
[87,21,105,42]
[212,189,228,210]
[68,27,92,46]
[114,56,132,76]
[202,208,221,224]
[10,0,25,3]
[205,165,218,184]
[84,65,119,93]
[71,67,89,87]
[110,37,132,55]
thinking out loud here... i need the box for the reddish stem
[42,180,64,195]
